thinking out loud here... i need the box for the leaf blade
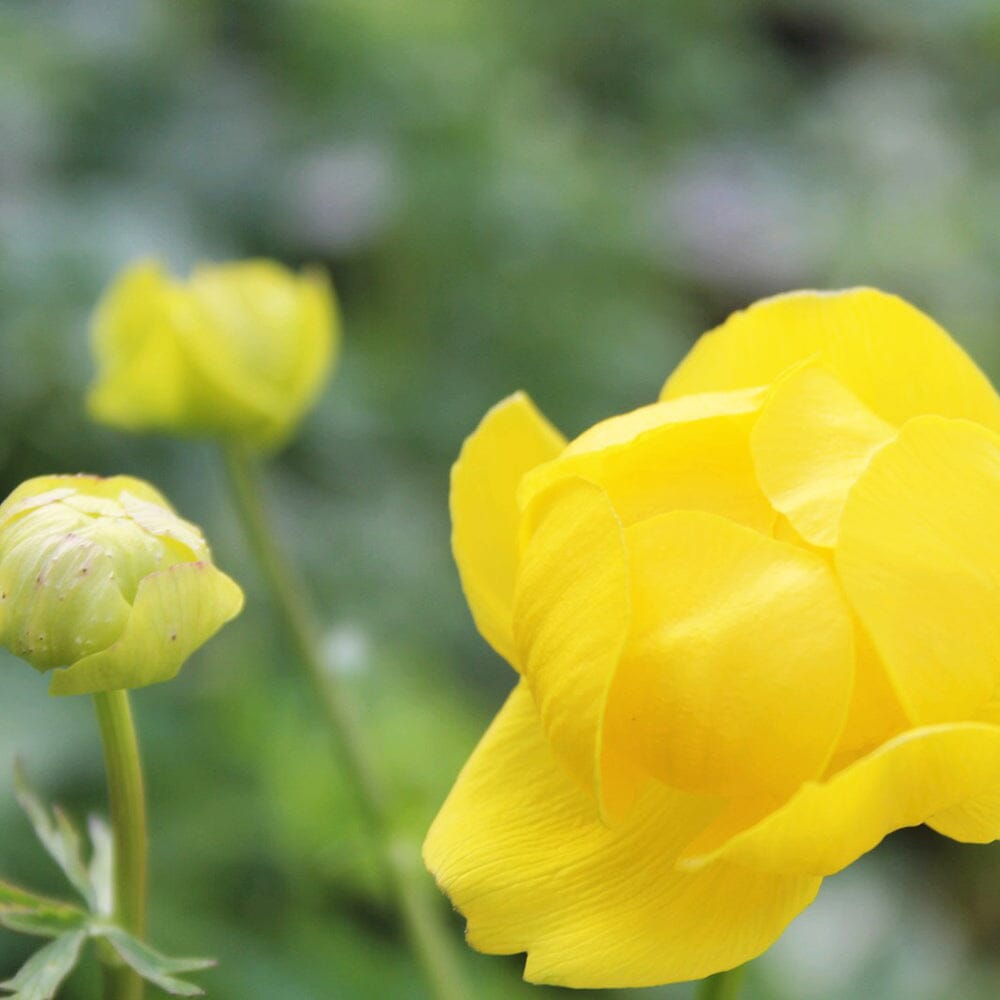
[0,930,87,1000]
[12,763,95,910]
[102,927,215,997]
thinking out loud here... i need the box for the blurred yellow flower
[425,289,1000,988]
[0,474,243,695]
[87,259,338,448]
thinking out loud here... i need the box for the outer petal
[86,263,192,430]
[451,393,565,667]
[836,416,1000,724]
[48,562,244,695]
[423,683,821,988]
[608,511,854,800]
[189,262,335,407]
[512,477,632,819]
[518,387,774,534]
[182,262,338,446]
[750,364,894,547]
[680,723,1000,876]
[662,289,1000,433]
[0,475,172,522]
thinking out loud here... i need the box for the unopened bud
[0,475,243,695]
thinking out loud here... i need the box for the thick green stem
[698,965,747,1000]
[221,442,467,1000]
[93,690,147,1000]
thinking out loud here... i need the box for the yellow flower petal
[608,511,854,799]
[680,723,1000,876]
[451,393,565,667]
[513,477,631,818]
[518,387,774,534]
[86,264,191,430]
[48,561,244,695]
[180,263,337,446]
[825,622,909,772]
[663,289,1000,432]
[836,416,1000,724]
[750,364,894,547]
[88,259,339,448]
[423,683,821,988]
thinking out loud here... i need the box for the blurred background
[2,0,1000,997]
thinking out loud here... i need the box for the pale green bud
[0,475,243,695]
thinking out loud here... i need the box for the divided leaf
[13,763,95,910]
[102,927,215,997]
[0,880,88,939]
[86,817,113,919]
[0,931,86,1000]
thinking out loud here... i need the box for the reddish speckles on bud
[0,474,244,695]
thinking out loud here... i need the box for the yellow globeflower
[425,289,1000,988]
[87,259,338,448]
[0,475,243,695]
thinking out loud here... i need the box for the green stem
[221,442,467,1000]
[698,965,747,1000]
[93,690,147,1000]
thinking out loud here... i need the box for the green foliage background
[2,1,1000,997]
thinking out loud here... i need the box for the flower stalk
[221,442,467,1000]
[698,965,746,1000]
[93,689,148,1000]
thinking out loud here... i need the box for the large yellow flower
[88,259,338,448]
[424,289,1000,988]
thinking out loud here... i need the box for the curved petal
[518,387,774,534]
[680,723,1000,876]
[423,683,821,988]
[662,289,1000,433]
[512,477,632,818]
[48,562,244,695]
[181,262,338,446]
[86,262,192,431]
[825,622,909,771]
[189,261,336,408]
[0,475,172,531]
[0,520,133,672]
[608,511,854,800]
[451,393,565,668]
[836,416,1000,724]
[750,364,894,547]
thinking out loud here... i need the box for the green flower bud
[0,475,243,695]
[86,259,338,449]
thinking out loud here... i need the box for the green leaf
[0,883,63,912]
[12,762,95,910]
[0,931,86,999]
[101,927,215,997]
[86,816,113,918]
[0,910,88,939]
[0,879,89,939]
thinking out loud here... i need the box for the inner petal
[750,363,894,547]
[836,415,1000,725]
[608,510,854,800]
[518,387,774,536]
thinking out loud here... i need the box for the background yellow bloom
[427,288,1000,988]
[88,260,338,449]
